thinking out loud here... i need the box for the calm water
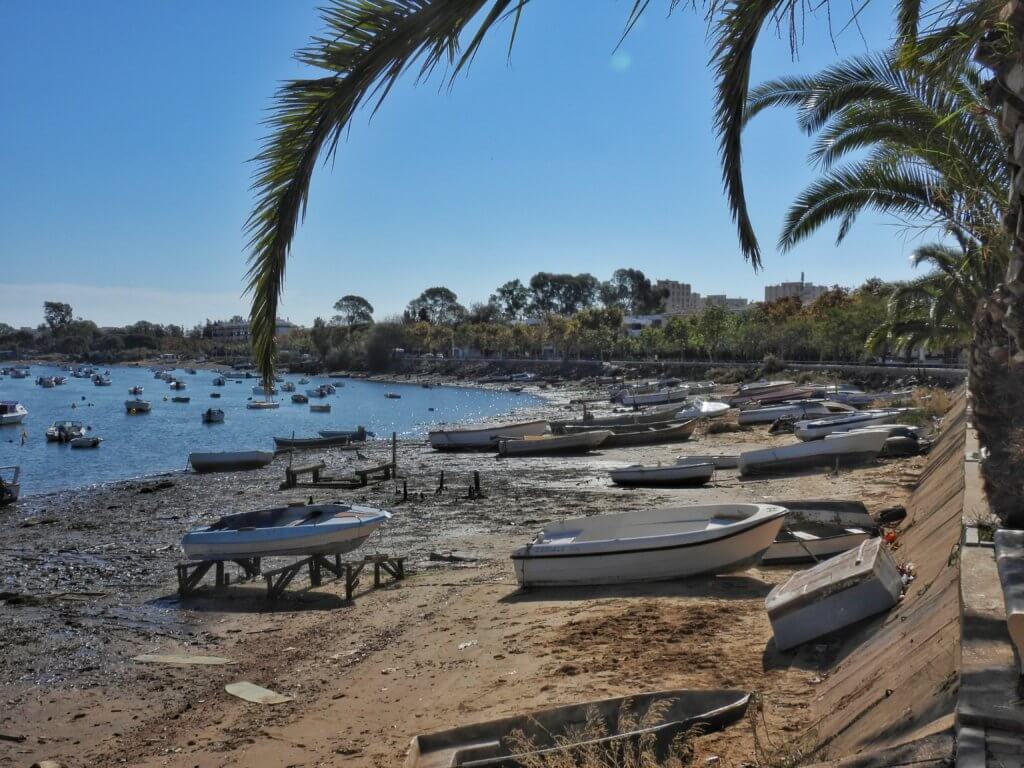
[0,365,541,497]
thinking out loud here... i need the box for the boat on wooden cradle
[599,419,697,448]
[188,451,275,474]
[512,503,787,587]
[201,408,225,424]
[291,393,309,404]
[273,434,354,449]
[247,400,279,410]
[404,688,751,768]
[793,409,905,440]
[766,537,902,650]
[309,403,331,413]
[738,430,888,476]
[0,466,21,506]
[125,399,151,414]
[46,420,85,442]
[498,430,611,457]
[610,461,714,487]
[428,419,549,450]
[0,401,28,426]
[180,503,390,561]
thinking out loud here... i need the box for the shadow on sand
[151,586,350,614]
[498,573,774,605]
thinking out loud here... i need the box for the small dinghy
[210,392,221,399]
[291,393,309,404]
[273,434,352,449]
[247,400,279,410]
[384,392,401,399]
[188,451,274,474]
[171,396,191,403]
[766,537,902,650]
[201,408,225,424]
[404,688,751,768]
[70,436,103,449]
[0,466,21,507]
[761,499,878,564]
[212,376,226,386]
[601,420,696,448]
[738,430,888,476]
[429,419,549,450]
[180,503,390,561]
[512,503,787,587]
[550,404,680,434]
[794,409,904,441]
[310,403,331,413]
[169,380,186,390]
[675,399,730,421]
[281,381,296,392]
[46,420,85,442]
[125,398,151,414]
[610,461,714,487]
[498,430,611,457]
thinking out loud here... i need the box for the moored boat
[171,396,191,403]
[0,401,28,426]
[169,380,186,390]
[128,386,144,396]
[125,398,151,414]
[252,385,277,396]
[498,429,611,457]
[738,430,888,476]
[188,450,275,473]
[512,503,787,587]
[291,393,309,404]
[610,461,714,486]
[309,403,331,413]
[212,376,226,386]
[201,408,225,424]
[247,400,279,410]
[46,420,85,442]
[180,503,390,560]
[429,419,549,450]
[281,381,296,392]
[404,688,751,768]
[70,436,103,449]
[318,426,367,441]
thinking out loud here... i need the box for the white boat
[738,430,888,476]
[171,395,191,403]
[92,374,112,386]
[37,376,55,388]
[310,403,331,413]
[201,408,225,424]
[610,461,714,486]
[180,503,390,561]
[188,450,275,473]
[737,401,837,425]
[0,401,28,426]
[46,420,85,442]
[0,466,20,506]
[675,399,730,420]
[281,382,296,392]
[9,368,27,379]
[404,688,750,768]
[306,387,328,398]
[125,398,151,414]
[616,386,693,408]
[128,386,144,396]
[70,436,103,449]
[252,385,277,396]
[676,454,739,469]
[512,503,788,587]
[498,429,611,457]
[728,380,809,405]
[429,419,549,450]
[794,409,904,440]
[169,380,186,390]
[247,400,279,410]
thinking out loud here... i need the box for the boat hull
[189,451,274,474]
[610,462,714,486]
[738,431,888,476]
[498,430,610,457]
[429,419,549,450]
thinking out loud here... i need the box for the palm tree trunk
[977,22,1024,526]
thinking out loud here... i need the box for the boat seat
[792,531,820,541]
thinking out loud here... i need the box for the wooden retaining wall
[806,392,967,758]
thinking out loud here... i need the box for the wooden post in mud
[474,471,480,494]
[438,470,445,493]
[391,432,397,475]
[402,480,408,501]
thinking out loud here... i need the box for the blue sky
[1,1,917,329]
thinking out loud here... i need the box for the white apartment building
[764,274,829,304]
[655,280,704,315]
[704,294,749,312]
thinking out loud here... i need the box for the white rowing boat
[738,430,888,475]
[180,503,390,561]
[794,409,904,440]
[610,461,714,486]
[188,451,274,474]
[498,429,611,457]
[428,419,549,450]
[675,399,730,420]
[511,503,787,587]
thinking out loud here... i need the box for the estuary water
[0,365,541,496]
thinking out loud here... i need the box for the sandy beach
[0,379,930,768]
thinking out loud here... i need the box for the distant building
[623,314,665,337]
[765,273,829,304]
[703,295,749,312]
[206,316,301,341]
[655,280,704,315]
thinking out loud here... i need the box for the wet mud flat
[0,383,930,767]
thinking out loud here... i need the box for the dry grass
[706,420,746,435]
[888,386,952,428]
[505,698,698,768]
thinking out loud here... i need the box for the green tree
[490,279,530,319]
[405,287,466,325]
[333,295,374,326]
[599,269,666,314]
[43,301,73,333]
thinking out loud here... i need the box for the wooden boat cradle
[176,553,405,600]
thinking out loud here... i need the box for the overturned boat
[738,430,888,476]
[180,503,390,561]
[404,688,750,768]
[188,450,274,474]
[512,503,787,587]
[429,419,549,450]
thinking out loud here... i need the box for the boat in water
[169,380,186,390]
[247,400,279,410]
[0,466,20,506]
[281,381,296,392]
[498,429,610,457]
[128,386,144,396]
[738,430,889,475]
[171,396,191,403]
[610,461,714,487]
[404,688,750,768]
[512,503,787,587]
[212,376,226,386]
[291,393,309,404]
[188,450,275,474]
[180,503,390,560]
[125,398,151,414]
[46,420,85,442]
[92,374,112,386]
[429,419,549,450]
[70,436,103,449]
[252,385,277,396]
[201,408,225,424]
[310,403,331,413]
[0,401,28,426]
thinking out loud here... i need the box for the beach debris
[138,480,175,495]
[457,640,478,650]
[224,682,293,705]
[877,505,907,525]
[31,761,63,768]
[429,551,477,563]
[133,654,233,666]
[0,733,26,743]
